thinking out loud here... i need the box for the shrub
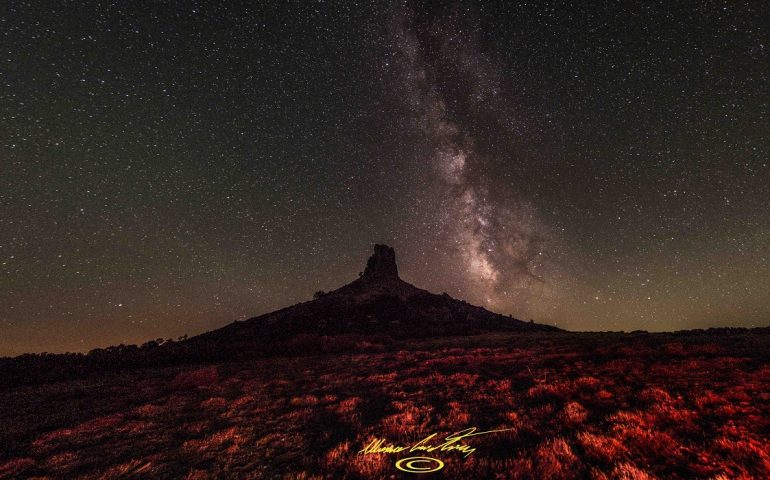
[535,438,580,480]
[560,401,588,426]
[171,367,219,390]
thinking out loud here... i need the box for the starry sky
[1,1,768,355]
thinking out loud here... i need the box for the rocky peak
[361,244,399,282]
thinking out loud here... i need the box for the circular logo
[394,456,445,473]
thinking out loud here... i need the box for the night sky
[1,1,768,355]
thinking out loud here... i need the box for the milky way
[390,8,556,313]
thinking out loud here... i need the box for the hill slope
[192,244,558,345]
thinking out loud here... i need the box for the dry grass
[1,331,769,478]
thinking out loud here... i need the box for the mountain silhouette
[192,244,558,345]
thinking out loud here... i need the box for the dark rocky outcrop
[192,244,560,347]
[362,244,398,282]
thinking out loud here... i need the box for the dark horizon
[4,243,769,358]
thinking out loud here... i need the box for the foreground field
[1,331,769,479]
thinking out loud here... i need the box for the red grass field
[1,331,769,479]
